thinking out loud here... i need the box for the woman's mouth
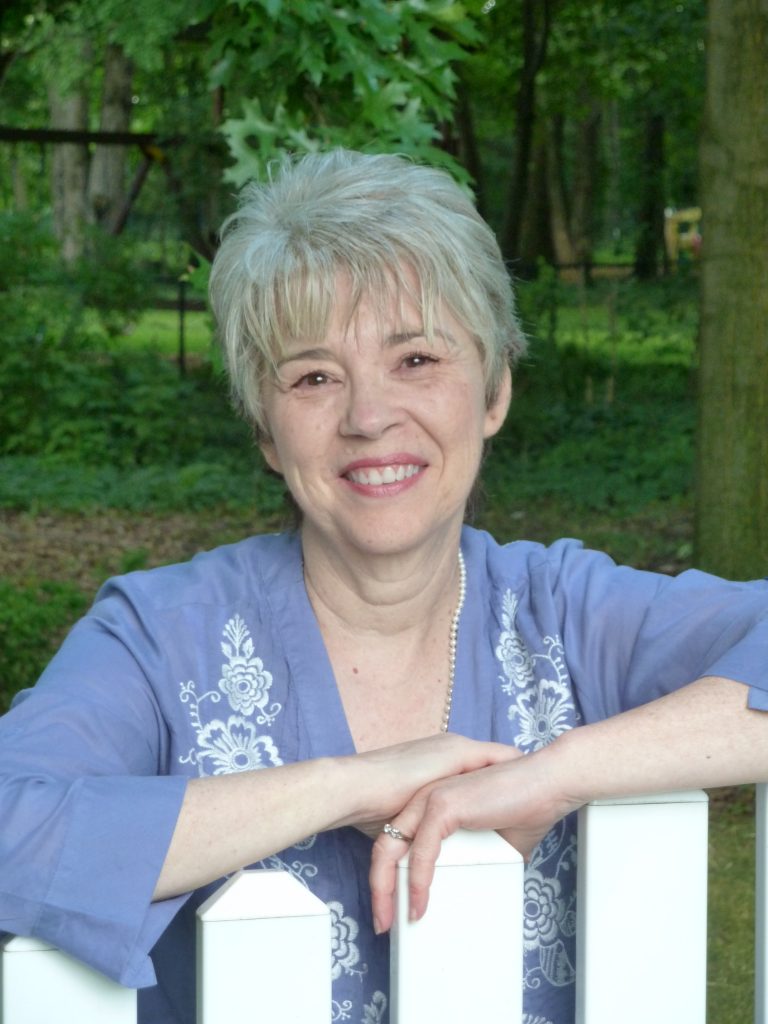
[344,464,423,486]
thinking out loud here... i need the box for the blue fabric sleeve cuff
[37,775,188,987]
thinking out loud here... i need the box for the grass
[707,788,756,1023]
[120,308,214,357]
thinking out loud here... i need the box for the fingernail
[373,916,383,935]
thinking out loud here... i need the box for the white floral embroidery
[496,592,535,694]
[329,900,366,980]
[523,1016,555,1024]
[332,999,353,1022]
[497,593,573,753]
[179,614,283,777]
[294,835,318,850]
[219,614,282,724]
[361,991,387,1023]
[495,589,579,999]
[197,715,282,774]
[512,668,572,752]
[523,867,564,950]
[256,850,318,887]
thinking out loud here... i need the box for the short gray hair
[209,149,526,435]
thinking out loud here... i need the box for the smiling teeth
[346,464,422,485]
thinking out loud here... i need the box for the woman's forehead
[322,292,467,355]
[268,263,473,364]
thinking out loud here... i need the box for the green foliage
[2,0,477,244]
[461,0,705,242]
[0,211,158,345]
[214,0,478,184]
[0,212,58,287]
[122,309,212,357]
[482,275,697,515]
[0,579,89,712]
[74,232,156,336]
[0,456,284,515]
[490,402,694,513]
[0,340,248,466]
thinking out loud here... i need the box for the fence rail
[3,788,765,1024]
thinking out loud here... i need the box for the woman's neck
[300,524,464,640]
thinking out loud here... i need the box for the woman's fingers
[401,799,456,922]
[369,776,478,932]
[369,793,436,934]
[369,755,572,932]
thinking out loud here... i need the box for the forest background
[0,1,766,1019]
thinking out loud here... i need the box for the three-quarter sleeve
[0,594,190,987]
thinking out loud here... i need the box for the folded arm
[154,732,520,899]
[369,675,768,932]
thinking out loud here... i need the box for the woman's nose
[339,376,402,439]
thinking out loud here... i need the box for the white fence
[1,788,765,1024]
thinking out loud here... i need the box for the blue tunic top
[2,527,768,1024]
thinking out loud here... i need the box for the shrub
[0,580,89,712]
[74,231,155,337]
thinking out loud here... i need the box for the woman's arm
[154,732,521,900]
[369,675,768,932]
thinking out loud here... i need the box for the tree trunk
[453,76,487,219]
[633,111,666,279]
[520,128,554,271]
[570,102,601,281]
[500,0,553,264]
[88,44,134,231]
[545,114,577,269]
[603,99,624,257]
[10,146,28,210]
[48,81,89,264]
[695,0,768,577]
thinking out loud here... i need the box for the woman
[2,149,768,1024]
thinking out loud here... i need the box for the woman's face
[260,277,510,563]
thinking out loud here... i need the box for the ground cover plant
[0,273,753,1022]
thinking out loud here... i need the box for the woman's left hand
[368,750,577,934]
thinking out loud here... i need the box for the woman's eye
[402,352,438,370]
[294,371,330,388]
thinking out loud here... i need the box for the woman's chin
[300,510,464,564]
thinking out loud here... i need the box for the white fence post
[390,829,524,1024]
[0,935,137,1024]
[196,869,331,1024]
[576,790,709,1024]
[756,783,768,1024]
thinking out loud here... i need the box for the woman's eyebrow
[275,347,334,368]
[386,329,456,347]
[276,329,456,367]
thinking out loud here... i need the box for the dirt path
[0,509,265,593]
[1,502,693,596]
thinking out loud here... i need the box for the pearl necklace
[441,549,467,732]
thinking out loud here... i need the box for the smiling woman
[259,277,509,569]
[2,150,768,1024]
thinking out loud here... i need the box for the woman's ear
[483,365,512,440]
[259,436,282,475]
